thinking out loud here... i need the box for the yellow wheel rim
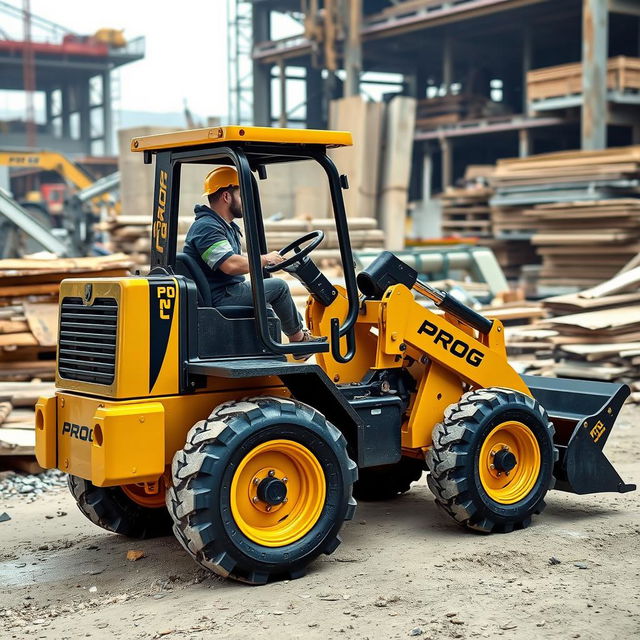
[479,421,540,504]
[122,479,166,508]
[230,439,326,547]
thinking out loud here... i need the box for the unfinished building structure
[0,1,145,155]
[241,0,640,195]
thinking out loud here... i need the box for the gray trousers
[222,278,303,337]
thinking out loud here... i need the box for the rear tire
[167,397,357,584]
[353,457,425,501]
[68,475,173,539]
[426,387,557,533]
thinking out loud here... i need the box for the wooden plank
[0,283,59,297]
[0,320,29,334]
[0,427,35,455]
[23,303,58,347]
[0,333,38,347]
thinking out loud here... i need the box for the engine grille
[58,296,118,385]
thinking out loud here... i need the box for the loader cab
[131,126,360,364]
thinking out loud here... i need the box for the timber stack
[102,214,385,271]
[490,145,640,286]
[0,254,134,382]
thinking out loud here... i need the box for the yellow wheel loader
[35,127,634,584]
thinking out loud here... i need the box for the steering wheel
[264,230,325,273]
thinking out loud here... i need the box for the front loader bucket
[522,375,635,495]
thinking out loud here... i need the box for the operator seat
[175,252,275,320]
[175,252,212,306]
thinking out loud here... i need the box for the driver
[183,167,325,349]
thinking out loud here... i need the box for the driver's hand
[262,251,284,267]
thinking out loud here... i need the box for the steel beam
[278,59,287,127]
[415,115,566,140]
[582,0,608,150]
[252,2,272,125]
[0,189,69,257]
[440,137,452,190]
[102,71,114,155]
[305,66,324,128]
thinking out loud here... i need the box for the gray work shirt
[183,204,244,305]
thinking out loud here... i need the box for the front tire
[167,397,357,584]
[426,387,557,533]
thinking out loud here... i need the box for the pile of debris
[0,254,133,381]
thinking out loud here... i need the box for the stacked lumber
[415,94,492,130]
[102,214,385,269]
[525,199,640,286]
[489,146,640,283]
[0,382,54,460]
[491,145,640,198]
[101,216,193,267]
[264,217,384,255]
[527,56,640,103]
[440,185,493,237]
[478,238,540,281]
[0,254,134,381]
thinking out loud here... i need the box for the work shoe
[292,329,327,361]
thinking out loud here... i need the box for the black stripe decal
[149,278,177,393]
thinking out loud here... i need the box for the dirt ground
[1,404,639,640]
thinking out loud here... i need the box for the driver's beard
[230,200,243,219]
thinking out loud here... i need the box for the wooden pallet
[527,56,640,103]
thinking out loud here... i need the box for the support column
[422,147,433,202]
[44,89,54,135]
[79,80,92,155]
[343,0,361,97]
[442,35,453,91]
[522,25,532,114]
[440,137,452,191]
[278,60,287,127]
[252,4,272,126]
[306,66,323,128]
[519,128,531,157]
[61,84,72,139]
[582,0,609,150]
[102,70,114,155]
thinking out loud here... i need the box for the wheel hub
[257,476,288,506]
[493,448,517,473]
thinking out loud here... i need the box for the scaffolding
[227,0,254,125]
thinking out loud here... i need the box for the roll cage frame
[145,142,359,362]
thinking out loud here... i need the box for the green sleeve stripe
[201,240,229,263]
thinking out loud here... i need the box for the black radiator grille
[58,296,118,385]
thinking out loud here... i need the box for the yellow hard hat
[202,166,239,197]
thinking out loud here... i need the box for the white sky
[2,0,242,120]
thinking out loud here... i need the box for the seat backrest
[175,252,212,306]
